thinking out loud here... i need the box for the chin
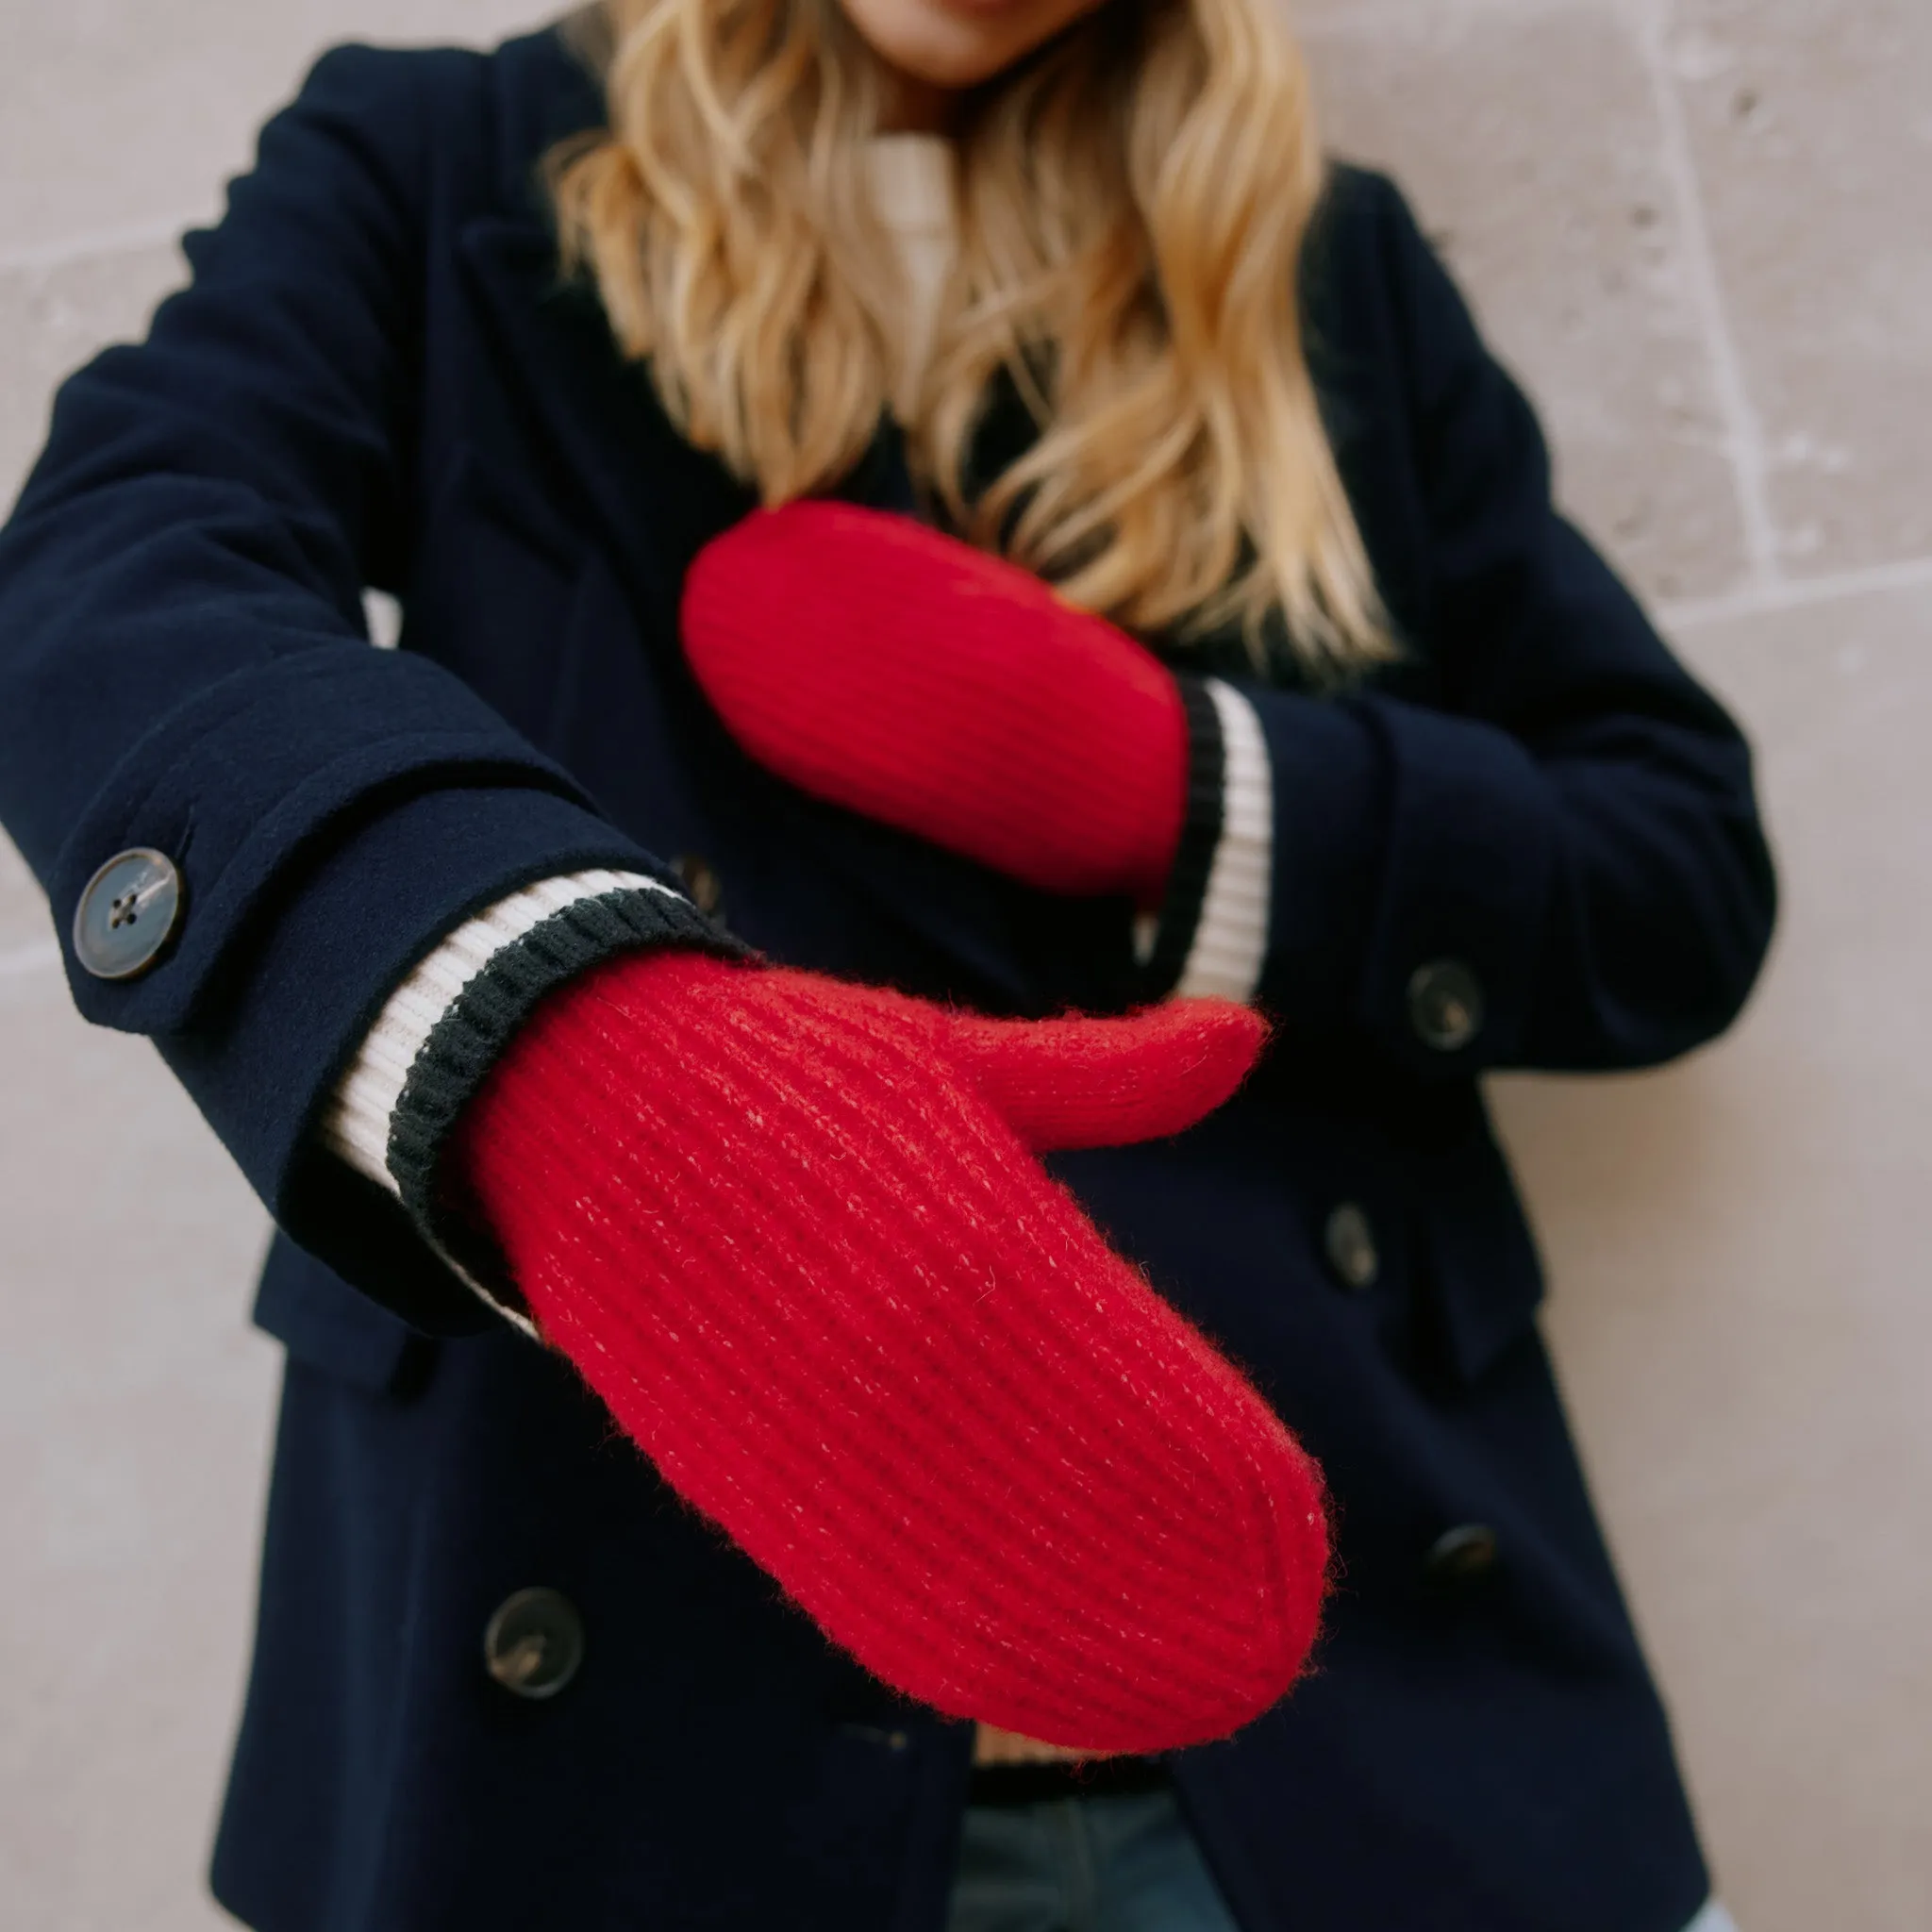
[846,0,1068,93]
[877,32,1022,91]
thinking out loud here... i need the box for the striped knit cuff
[1138,678,1274,1005]
[1175,681,1274,1001]
[1136,678,1224,994]
[322,868,749,1325]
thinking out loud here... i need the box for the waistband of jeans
[966,1755,1173,1807]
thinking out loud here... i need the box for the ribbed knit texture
[1175,682,1275,1002]
[322,870,687,1196]
[448,951,1329,1752]
[682,501,1191,908]
[1136,678,1224,996]
[865,132,957,422]
[387,888,747,1275]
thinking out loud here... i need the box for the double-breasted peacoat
[0,22,1776,1932]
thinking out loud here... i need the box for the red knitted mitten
[448,951,1327,1751]
[681,502,1189,907]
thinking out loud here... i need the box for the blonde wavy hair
[552,0,1389,673]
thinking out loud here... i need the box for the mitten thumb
[941,999,1268,1152]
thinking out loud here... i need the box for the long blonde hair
[552,0,1389,674]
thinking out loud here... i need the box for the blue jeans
[944,1791,1744,1932]
[945,1792,1241,1932]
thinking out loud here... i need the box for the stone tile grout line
[1638,0,1784,594]
[1658,550,1932,632]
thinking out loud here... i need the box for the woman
[0,0,1774,1924]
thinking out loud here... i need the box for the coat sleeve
[1225,174,1777,1076]
[0,46,706,1330]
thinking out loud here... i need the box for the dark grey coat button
[1407,958,1485,1052]
[674,852,724,920]
[72,848,184,981]
[483,1588,584,1699]
[1423,1524,1501,1590]
[1324,1203,1380,1291]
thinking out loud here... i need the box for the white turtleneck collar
[865,132,959,422]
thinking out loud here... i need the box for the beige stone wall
[1,2,1926,1924]
[1297,6,1932,1924]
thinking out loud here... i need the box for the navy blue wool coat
[0,24,1775,1932]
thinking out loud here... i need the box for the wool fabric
[448,950,1329,1752]
[681,501,1191,907]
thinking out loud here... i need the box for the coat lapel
[456,215,1066,1009]
[458,216,756,616]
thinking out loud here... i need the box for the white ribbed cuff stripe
[1174,681,1274,1003]
[1681,1905,1740,1932]
[322,869,674,1195]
